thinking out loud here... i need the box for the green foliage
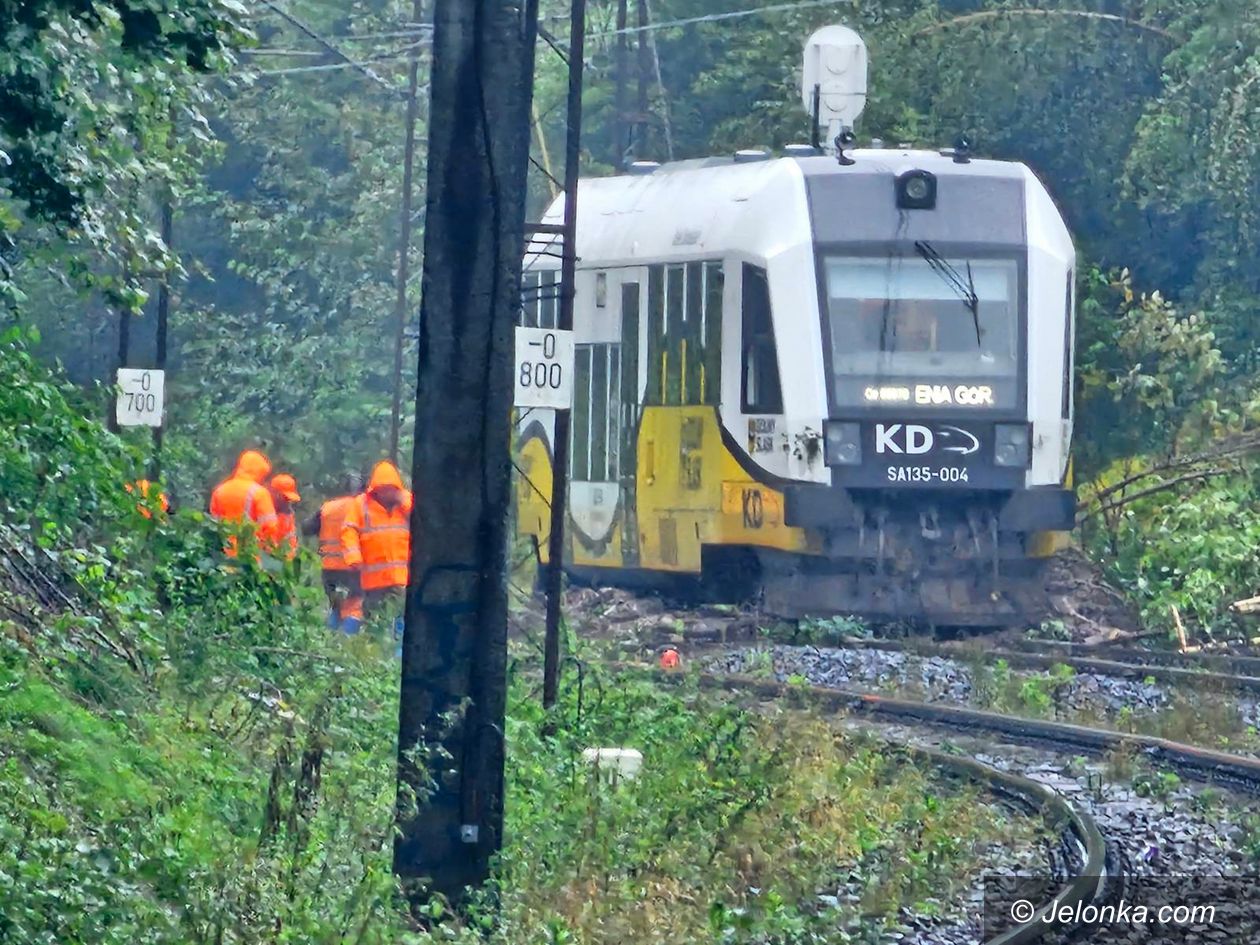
[1084,474,1260,636]
[0,0,246,227]
[795,614,869,644]
[0,337,1026,943]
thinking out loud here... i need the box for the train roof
[524,148,1063,270]
[641,148,1029,181]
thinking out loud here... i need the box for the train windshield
[824,254,1020,409]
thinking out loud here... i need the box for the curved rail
[894,743,1109,945]
[612,662,1119,943]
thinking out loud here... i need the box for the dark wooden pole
[151,198,173,478]
[541,0,587,714]
[612,0,628,170]
[108,268,132,435]
[394,0,539,907]
[388,0,426,465]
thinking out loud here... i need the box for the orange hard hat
[270,473,301,502]
[659,647,681,670]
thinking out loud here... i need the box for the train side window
[741,265,782,414]
[702,261,724,405]
[571,345,592,480]
[646,266,664,404]
[571,343,622,482]
[539,271,559,329]
[665,265,684,334]
[519,271,538,327]
[705,260,725,405]
[606,344,621,480]
[590,342,609,480]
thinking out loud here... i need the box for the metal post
[541,0,586,715]
[388,0,426,465]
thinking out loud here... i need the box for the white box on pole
[514,327,574,409]
[115,368,165,428]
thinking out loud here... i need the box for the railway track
[882,742,1108,945]
[824,635,1260,697]
[604,656,1260,943]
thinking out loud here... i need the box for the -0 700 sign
[514,327,574,409]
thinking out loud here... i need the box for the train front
[777,151,1076,625]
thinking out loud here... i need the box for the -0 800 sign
[514,327,574,409]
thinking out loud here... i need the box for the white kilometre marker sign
[514,327,574,409]
[115,368,165,428]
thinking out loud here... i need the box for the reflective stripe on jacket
[341,462,412,591]
[317,496,356,571]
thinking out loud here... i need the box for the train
[513,32,1076,626]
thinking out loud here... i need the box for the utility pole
[612,0,628,170]
[541,0,586,713]
[394,0,540,907]
[151,197,173,479]
[636,0,650,157]
[108,268,132,435]
[388,0,426,465]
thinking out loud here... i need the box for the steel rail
[820,636,1260,696]
[616,662,1117,944]
[891,743,1109,945]
[684,671,1260,792]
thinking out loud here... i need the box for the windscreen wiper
[913,240,982,346]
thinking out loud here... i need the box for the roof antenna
[835,129,857,166]
[952,134,972,164]
[801,25,867,160]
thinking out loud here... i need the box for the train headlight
[896,170,937,210]
[824,421,862,466]
[994,423,1031,468]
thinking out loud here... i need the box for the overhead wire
[247,0,853,81]
[581,0,850,38]
[253,0,402,95]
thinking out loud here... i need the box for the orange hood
[367,461,404,492]
[234,450,272,483]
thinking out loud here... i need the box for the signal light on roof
[896,170,936,210]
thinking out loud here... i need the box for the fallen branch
[1078,469,1226,524]
[1171,605,1188,652]
[1088,432,1260,506]
[1232,596,1260,616]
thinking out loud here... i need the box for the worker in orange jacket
[208,450,280,556]
[126,478,170,519]
[341,461,412,634]
[302,472,365,632]
[268,473,301,558]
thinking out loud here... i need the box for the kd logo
[874,423,934,455]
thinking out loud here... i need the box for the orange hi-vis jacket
[269,473,301,557]
[276,510,297,556]
[209,450,279,555]
[127,479,169,519]
[317,496,357,571]
[341,462,413,591]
